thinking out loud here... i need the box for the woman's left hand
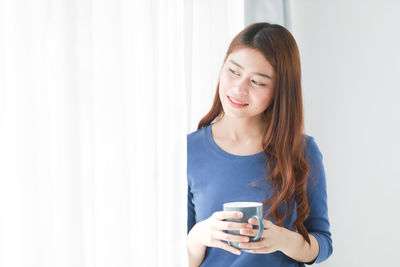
[238,218,288,254]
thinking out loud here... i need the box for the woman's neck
[212,115,266,142]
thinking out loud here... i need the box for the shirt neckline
[205,123,265,160]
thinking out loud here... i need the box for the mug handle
[249,215,264,241]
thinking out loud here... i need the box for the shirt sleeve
[187,183,196,235]
[303,136,333,264]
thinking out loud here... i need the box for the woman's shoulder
[187,124,210,152]
[187,125,213,167]
[187,125,209,142]
[303,134,323,161]
[303,134,327,193]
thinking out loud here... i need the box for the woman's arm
[280,228,319,263]
[187,183,206,267]
[279,136,332,264]
[285,136,333,264]
[187,223,206,267]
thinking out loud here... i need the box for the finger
[247,247,273,254]
[213,230,250,243]
[213,211,243,220]
[214,220,252,231]
[239,228,257,237]
[248,218,258,225]
[238,241,257,249]
[248,218,273,228]
[238,239,265,249]
[215,240,242,255]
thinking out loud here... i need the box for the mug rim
[223,202,263,208]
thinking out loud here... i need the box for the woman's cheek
[219,73,230,89]
[255,92,273,108]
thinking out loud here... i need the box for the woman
[187,22,333,267]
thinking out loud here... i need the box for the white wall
[291,1,400,266]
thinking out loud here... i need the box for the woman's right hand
[195,211,253,255]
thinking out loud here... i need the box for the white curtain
[189,0,244,131]
[0,0,244,266]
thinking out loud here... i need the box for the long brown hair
[197,22,312,245]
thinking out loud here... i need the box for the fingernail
[247,224,253,228]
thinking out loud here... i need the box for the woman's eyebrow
[229,59,272,80]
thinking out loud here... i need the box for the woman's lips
[229,95,248,105]
[227,95,248,108]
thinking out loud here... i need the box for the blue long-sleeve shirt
[187,123,333,266]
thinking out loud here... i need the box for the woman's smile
[227,95,249,108]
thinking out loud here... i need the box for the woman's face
[219,47,275,120]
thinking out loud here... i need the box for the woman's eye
[229,68,266,87]
[251,80,266,87]
[228,68,239,75]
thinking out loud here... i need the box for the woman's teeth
[229,96,247,105]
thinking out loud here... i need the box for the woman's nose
[234,77,249,94]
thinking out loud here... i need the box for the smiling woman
[187,22,333,267]
[218,47,275,122]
